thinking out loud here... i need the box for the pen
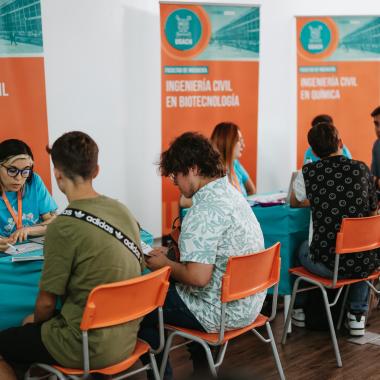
[0,238,19,253]
[6,243,19,253]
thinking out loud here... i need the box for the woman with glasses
[0,139,57,251]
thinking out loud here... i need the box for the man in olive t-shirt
[0,132,143,380]
[41,195,143,368]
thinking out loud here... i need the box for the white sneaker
[346,312,365,336]
[291,308,306,327]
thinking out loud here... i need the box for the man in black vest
[291,122,379,336]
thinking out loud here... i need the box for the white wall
[41,0,380,237]
[41,0,162,235]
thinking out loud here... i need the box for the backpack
[303,287,345,331]
[166,217,181,262]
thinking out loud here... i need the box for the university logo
[300,20,331,54]
[165,9,202,51]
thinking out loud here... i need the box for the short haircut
[371,106,380,118]
[307,122,340,159]
[47,131,98,180]
[311,114,333,127]
[159,132,225,178]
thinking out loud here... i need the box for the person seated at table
[291,122,379,336]
[139,132,265,379]
[180,122,256,208]
[0,139,57,251]
[0,131,144,380]
[303,114,352,164]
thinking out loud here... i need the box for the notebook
[4,242,44,262]
[11,251,44,262]
[5,242,43,255]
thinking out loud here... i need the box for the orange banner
[0,2,51,190]
[297,16,380,168]
[0,58,50,189]
[160,3,260,235]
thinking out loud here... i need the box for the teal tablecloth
[0,229,154,331]
[180,204,310,296]
[252,205,310,295]
[0,259,42,331]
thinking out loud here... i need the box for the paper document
[247,192,287,204]
[5,242,43,255]
[347,331,380,345]
[141,241,153,256]
[29,236,45,244]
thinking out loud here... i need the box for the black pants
[0,322,57,379]
[138,283,211,379]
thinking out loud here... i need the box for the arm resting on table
[27,212,57,237]
[290,191,310,208]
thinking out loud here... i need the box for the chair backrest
[335,215,380,255]
[80,266,171,331]
[221,243,281,303]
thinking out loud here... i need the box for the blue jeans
[138,283,208,380]
[297,240,369,313]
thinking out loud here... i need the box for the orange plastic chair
[160,243,285,379]
[25,266,171,380]
[282,215,380,367]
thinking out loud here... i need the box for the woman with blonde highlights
[211,122,256,196]
[179,122,255,208]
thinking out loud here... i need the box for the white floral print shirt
[176,177,266,332]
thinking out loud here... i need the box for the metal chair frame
[281,216,380,368]
[25,267,171,380]
[160,243,286,380]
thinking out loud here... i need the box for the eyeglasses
[1,164,32,178]
[169,173,177,182]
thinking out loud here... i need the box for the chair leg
[266,322,286,380]
[281,277,302,344]
[159,331,176,380]
[149,352,160,380]
[337,285,350,330]
[214,342,228,370]
[25,365,67,380]
[319,286,342,368]
[197,340,218,378]
[283,295,292,334]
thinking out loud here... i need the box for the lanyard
[1,191,23,229]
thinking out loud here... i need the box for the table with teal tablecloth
[180,204,310,295]
[0,229,154,331]
[252,204,310,295]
